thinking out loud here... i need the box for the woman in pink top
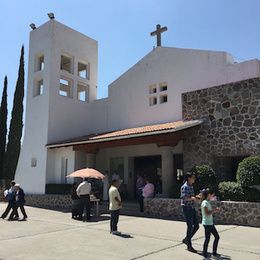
[142,179,155,198]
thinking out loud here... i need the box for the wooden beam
[73,132,183,152]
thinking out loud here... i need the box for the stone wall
[144,198,260,227]
[182,77,260,174]
[25,194,72,210]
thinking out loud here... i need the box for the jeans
[182,206,199,248]
[203,225,220,257]
[80,195,91,221]
[110,210,120,232]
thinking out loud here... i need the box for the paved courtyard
[0,202,259,260]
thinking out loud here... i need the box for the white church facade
[15,19,260,199]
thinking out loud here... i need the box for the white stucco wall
[98,47,260,132]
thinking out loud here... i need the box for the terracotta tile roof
[47,119,203,148]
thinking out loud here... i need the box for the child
[200,189,221,259]
[109,179,122,235]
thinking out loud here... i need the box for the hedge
[218,181,244,201]
[237,156,260,187]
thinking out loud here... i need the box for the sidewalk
[0,202,259,260]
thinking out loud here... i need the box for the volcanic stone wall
[182,77,260,175]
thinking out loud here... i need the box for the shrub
[218,181,244,201]
[193,165,217,193]
[237,156,260,187]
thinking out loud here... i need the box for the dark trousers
[1,202,19,219]
[203,225,220,257]
[137,189,144,212]
[80,195,90,221]
[110,210,120,232]
[10,203,27,219]
[182,206,199,248]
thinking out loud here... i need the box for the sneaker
[187,247,197,253]
[111,231,121,235]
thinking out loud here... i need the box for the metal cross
[150,24,168,47]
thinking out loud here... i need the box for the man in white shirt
[76,178,91,222]
[109,179,122,234]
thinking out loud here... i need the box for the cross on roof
[150,24,168,47]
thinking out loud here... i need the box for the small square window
[149,96,157,106]
[78,62,89,79]
[33,79,44,97]
[159,83,167,92]
[160,94,168,103]
[59,78,73,98]
[60,55,73,73]
[77,83,89,102]
[149,84,157,94]
[31,158,37,167]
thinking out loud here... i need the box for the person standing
[71,182,81,220]
[76,178,91,222]
[200,189,221,259]
[1,180,19,220]
[139,177,155,213]
[180,172,200,253]
[9,184,27,221]
[136,173,145,212]
[109,179,122,235]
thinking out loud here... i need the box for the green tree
[3,46,24,180]
[0,76,8,178]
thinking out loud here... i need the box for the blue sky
[1,0,260,118]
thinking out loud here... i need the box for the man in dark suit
[9,184,27,221]
[1,180,19,220]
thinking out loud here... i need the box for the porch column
[161,146,174,197]
[86,153,96,168]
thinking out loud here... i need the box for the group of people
[70,178,92,222]
[109,172,221,259]
[1,180,27,221]
[1,173,220,258]
[181,172,220,259]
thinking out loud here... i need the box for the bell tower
[15,19,98,193]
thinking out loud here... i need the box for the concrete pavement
[0,202,259,260]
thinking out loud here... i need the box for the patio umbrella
[67,168,105,180]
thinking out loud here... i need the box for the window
[77,83,89,102]
[59,78,73,98]
[160,94,168,103]
[149,84,157,94]
[33,79,44,97]
[35,54,44,71]
[60,55,73,73]
[78,62,89,79]
[159,83,167,92]
[149,96,157,106]
[31,158,37,167]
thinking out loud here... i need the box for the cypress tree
[0,76,8,178]
[3,46,24,180]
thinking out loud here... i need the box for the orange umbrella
[67,168,105,179]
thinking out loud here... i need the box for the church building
[15,19,260,199]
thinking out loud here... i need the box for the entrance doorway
[134,155,161,197]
